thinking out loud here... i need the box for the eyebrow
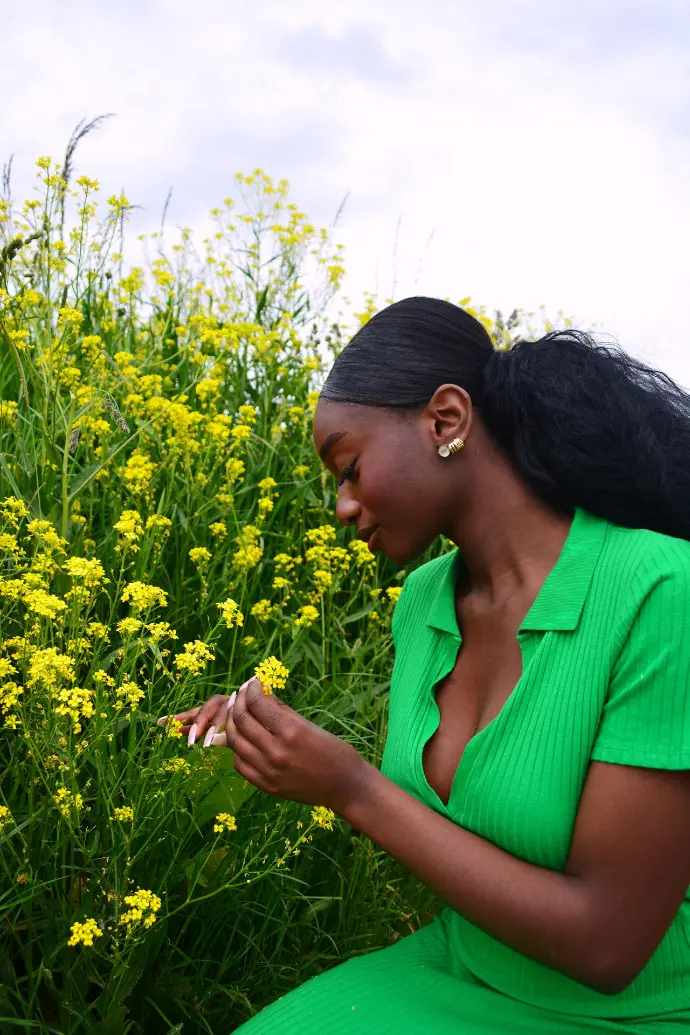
[319,430,349,462]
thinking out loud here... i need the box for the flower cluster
[217,598,244,628]
[174,640,215,675]
[68,918,103,947]
[213,812,237,834]
[254,656,289,694]
[119,888,161,932]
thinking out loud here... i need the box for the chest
[382,621,614,869]
[421,623,523,807]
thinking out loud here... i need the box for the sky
[2,0,690,383]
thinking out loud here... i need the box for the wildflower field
[0,141,541,1033]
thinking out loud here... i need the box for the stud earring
[437,437,464,457]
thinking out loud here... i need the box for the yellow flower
[114,510,143,545]
[22,588,67,620]
[0,805,14,832]
[0,497,28,525]
[217,599,244,628]
[64,557,108,587]
[305,525,336,546]
[232,525,262,571]
[121,581,167,612]
[0,659,17,680]
[174,640,215,675]
[53,686,95,730]
[15,872,29,885]
[53,787,84,818]
[86,621,109,641]
[250,599,274,622]
[119,888,161,932]
[349,539,375,568]
[114,675,144,713]
[68,918,102,947]
[258,477,277,496]
[209,521,227,538]
[254,656,289,694]
[112,805,134,822]
[213,812,237,834]
[145,514,172,535]
[272,576,290,591]
[293,464,310,478]
[237,404,257,425]
[27,648,75,688]
[242,635,256,647]
[312,569,333,593]
[311,805,335,831]
[231,424,252,444]
[162,758,190,775]
[123,452,157,494]
[295,604,319,627]
[145,621,177,643]
[117,617,142,637]
[189,547,211,566]
[386,587,402,604]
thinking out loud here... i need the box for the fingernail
[239,680,249,693]
[203,725,217,749]
[157,715,168,726]
[227,691,237,712]
[187,723,198,748]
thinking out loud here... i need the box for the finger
[231,752,269,794]
[232,683,275,751]
[245,679,291,735]
[157,705,202,727]
[187,695,231,742]
[225,708,270,771]
[201,691,238,747]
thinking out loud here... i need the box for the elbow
[582,946,643,997]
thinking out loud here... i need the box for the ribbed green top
[381,507,690,1019]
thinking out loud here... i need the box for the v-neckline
[418,636,528,814]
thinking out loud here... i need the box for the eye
[337,458,359,487]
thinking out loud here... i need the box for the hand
[157,682,250,748]
[226,677,370,814]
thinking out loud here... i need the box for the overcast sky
[3,0,690,383]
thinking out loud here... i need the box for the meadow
[0,141,550,1033]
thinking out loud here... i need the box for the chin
[377,531,430,567]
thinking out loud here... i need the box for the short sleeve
[591,564,690,769]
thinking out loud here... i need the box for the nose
[335,487,360,528]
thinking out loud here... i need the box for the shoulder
[590,521,690,647]
[601,521,690,592]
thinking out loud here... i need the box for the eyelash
[338,458,359,486]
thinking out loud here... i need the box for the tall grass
[0,145,551,1033]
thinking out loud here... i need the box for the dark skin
[168,384,690,995]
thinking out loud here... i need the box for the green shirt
[381,507,690,1018]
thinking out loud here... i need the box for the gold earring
[437,437,464,457]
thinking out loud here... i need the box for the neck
[448,453,573,602]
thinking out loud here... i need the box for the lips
[357,524,380,553]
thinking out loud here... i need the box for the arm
[341,757,690,994]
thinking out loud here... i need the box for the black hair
[320,296,690,541]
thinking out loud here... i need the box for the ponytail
[321,297,690,541]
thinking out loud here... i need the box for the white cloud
[2,0,689,382]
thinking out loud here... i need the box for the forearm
[341,762,607,990]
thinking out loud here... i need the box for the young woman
[170,297,690,1033]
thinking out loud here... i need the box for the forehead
[312,398,412,459]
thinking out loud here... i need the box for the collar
[425,508,609,638]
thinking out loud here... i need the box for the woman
[171,297,690,1032]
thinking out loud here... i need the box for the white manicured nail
[227,691,237,711]
[203,725,217,749]
[187,723,198,747]
[157,715,168,726]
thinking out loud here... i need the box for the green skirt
[235,913,690,1033]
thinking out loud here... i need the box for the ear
[425,384,473,448]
